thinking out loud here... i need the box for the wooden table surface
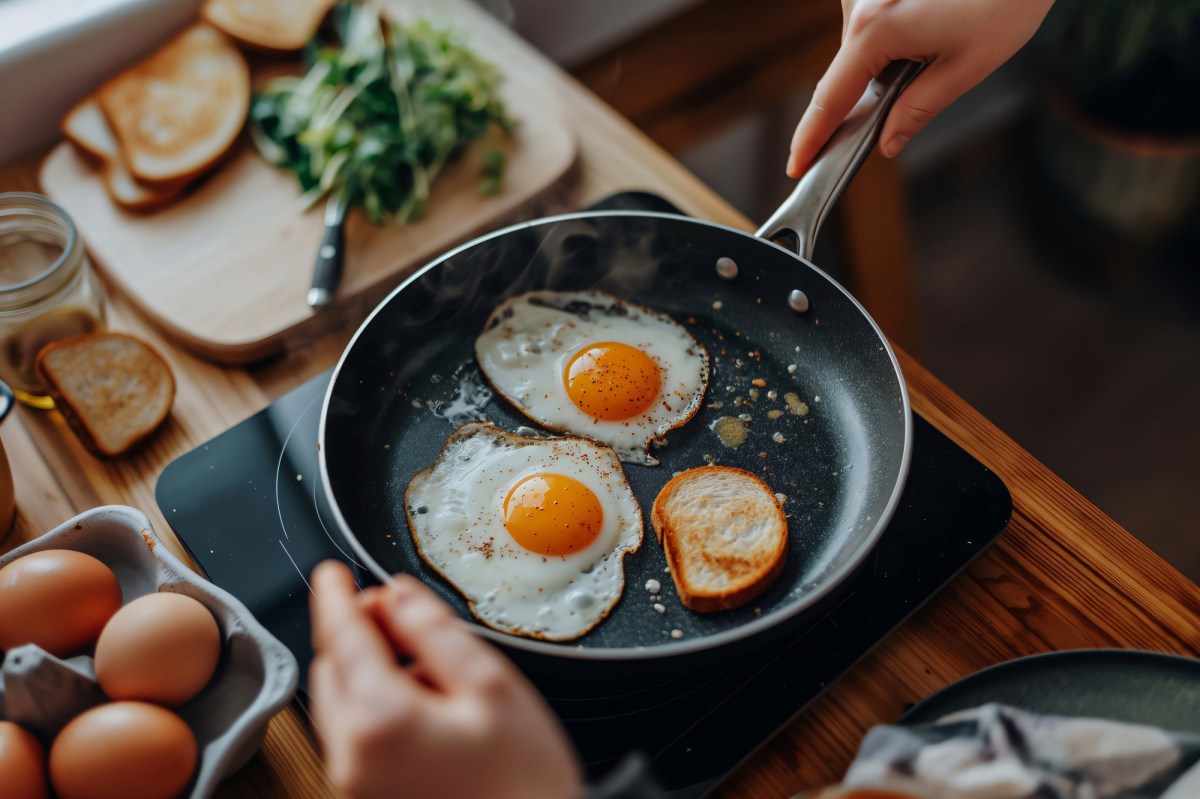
[3,3,1199,797]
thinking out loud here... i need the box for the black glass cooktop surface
[158,372,1011,796]
[156,196,1012,798]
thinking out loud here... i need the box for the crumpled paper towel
[809,703,1200,799]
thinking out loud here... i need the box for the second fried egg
[405,422,643,641]
[475,290,710,465]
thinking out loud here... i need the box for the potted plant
[1033,0,1200,242]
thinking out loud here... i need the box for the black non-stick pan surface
[320,209,911,658]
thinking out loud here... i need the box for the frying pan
[320,61,922,660]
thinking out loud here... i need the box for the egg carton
[0,505,300,798]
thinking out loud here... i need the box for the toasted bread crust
[201,0,335,51]
[652,466,788,613]
[36,332,176,458]
[61,100,113,163]
[97,24,249,186]
[101,163,188,210]
[61,99,188,209]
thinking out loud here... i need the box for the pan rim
[319,209,914,660]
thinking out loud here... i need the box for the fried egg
[475,290,710,465]
[405,422,643,641]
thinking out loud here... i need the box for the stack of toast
[60,0,335,210]
[61,24,250,210]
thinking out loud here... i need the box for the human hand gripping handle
[309,561,584,799]
[786,0,1055,179]
[759,60,923,261]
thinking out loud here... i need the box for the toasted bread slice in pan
[651,466,788,613]
[97,24,250,186]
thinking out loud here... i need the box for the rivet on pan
[715,257,738,280]
[788,289,810,314]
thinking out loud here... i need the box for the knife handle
[308,217,345,309]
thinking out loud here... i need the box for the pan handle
[756,60,924,260]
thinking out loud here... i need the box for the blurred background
[498,0,1200,582]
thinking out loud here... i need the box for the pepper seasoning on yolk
[564,341,661,421]
[503,473,604,556]
[475,290,712,466]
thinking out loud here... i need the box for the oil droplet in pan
[710,416,748,448]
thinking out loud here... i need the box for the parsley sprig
[250,4,514,224]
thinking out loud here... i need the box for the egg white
[475,290,710,465]
[405,422,643,641]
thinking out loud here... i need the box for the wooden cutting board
[39,32,576,365]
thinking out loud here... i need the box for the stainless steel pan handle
[757,60,924,259]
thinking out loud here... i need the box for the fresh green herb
[250,4,515,224]
[478,147,506,196]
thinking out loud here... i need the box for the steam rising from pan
[360,214,710,433]
[322,210,911,657]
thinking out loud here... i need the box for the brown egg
[49,702,196,799]
[94,591,222,706]
[0,720,49,799]
[0,550,123,657]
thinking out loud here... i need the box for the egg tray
[0,505,300,798]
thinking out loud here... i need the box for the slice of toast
[651,466,788,613]
[62,99,120,162]
[202,0,335,51]
[97,24,250,186]
[61,99,186,210]
[36,332,176,458]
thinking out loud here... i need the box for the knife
[307,191,347,309]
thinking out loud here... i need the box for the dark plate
[903,649,1200,732]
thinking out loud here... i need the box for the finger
[310,560,397,685]
[357,585,386,612]
[787,37,887,178]
[877,56,984,158]
[372,574,515,694]
[307,655,341,747]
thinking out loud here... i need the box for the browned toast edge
[96,23,250,187]
[35,332,176,459]
[651,465,788,613]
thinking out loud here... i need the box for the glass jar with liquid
[0,193,106,408]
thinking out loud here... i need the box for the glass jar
[0,193,106,408]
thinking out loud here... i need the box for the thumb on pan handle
[757,60,924,261]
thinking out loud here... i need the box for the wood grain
[39,9,576,366]
[711,351,1200,798]
[2,1,1198,797]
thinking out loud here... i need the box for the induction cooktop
[156,194,1012,797]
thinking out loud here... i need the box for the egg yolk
[503,473,604,556]
[564,341,661,421]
